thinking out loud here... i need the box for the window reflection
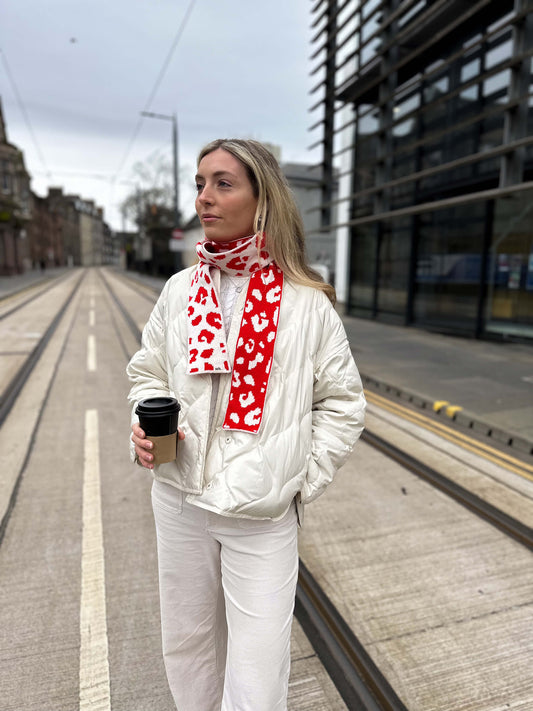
[337,1,533,338]
[487,192,533,337]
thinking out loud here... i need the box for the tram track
[101,268,410,709]
[108,267,532,540]
[1,266,530,710]
[110,269,161,300]
[365,389,533,483]
[296,559,408,711]
[0,269,75,320]
[0,271,85,546]
[98,268,145,347]
[0,270,85,428]
[362,428,532,551]
[1,268,529,710]
[98,267,532,710]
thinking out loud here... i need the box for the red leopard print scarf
[187,234,283,434]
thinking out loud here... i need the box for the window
[487,191,533,338]
[415,204,487,333]
[1,160,11,193]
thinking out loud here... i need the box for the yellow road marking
[366,390,533,481]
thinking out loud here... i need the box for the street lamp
[140,111,179,229]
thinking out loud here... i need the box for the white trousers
[151,480,299,711]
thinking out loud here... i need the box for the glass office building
[310,0,533,339]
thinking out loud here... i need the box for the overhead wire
[2,0,196,228]
[33,169,135,185]
[113,0,197,182]
[0,47,53,179]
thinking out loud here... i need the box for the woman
[127,138,365,711]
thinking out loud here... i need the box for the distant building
[0,98,32,274]
[78,198,103,266]
[101,221,118,266]
[282,162,338,283]
[310,1,533,340]
[0,98,111,271]
[46,188,107,267]
[28,193,63,267]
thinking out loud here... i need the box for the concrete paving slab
[0,267,355,710]
[289,620,348,711]
[480,406,533,439]
[0,267,72,299]
[298,430,533,711]
[341,314,533,449]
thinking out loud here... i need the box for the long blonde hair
[197,138,336,304]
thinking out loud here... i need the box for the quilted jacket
[126,265,366,521]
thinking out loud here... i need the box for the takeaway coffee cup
[135,397,181,465]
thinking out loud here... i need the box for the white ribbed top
[219,272,249,337]
[208,272,249,433]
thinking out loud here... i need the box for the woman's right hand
[132,422,155,469]
[132,422,185,469]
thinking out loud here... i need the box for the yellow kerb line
[366,390,533,480]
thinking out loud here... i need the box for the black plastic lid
[135,397,180,416]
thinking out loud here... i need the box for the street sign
[172,228,184,240]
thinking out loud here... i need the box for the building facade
[1,99,112,272]
[27,193,63,268]
[46,188,109,267]
[0,99,32,274]
[310,0,533,339]
[283,162,338,283]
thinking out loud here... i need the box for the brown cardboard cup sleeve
[147,432,177,464]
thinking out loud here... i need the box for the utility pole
[140,111,179,227]
[171,113,179,229]
[140,110,182,271]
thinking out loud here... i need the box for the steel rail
[109,269,533,547]
[107,268,533,710]
[295,559,409,711]
[0,271,85,428]
[105,270,410,708]
[0,270,72,321]
[0,271,84,546]
[109,268,161,301]
[362,428,533,551]
[98,269,144,343]
[365,389,533,478]
[295,424,532,710]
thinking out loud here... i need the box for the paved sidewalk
[343,316,533,453]
[0,267,72,299]
[2,266,532,453]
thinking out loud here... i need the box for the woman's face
[195,148,258,242]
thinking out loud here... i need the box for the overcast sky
[1,0,320,230]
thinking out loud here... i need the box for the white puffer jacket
[127,266,366,521]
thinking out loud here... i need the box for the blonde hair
[197,138,336,304]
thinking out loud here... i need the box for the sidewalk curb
[360,372,533,457]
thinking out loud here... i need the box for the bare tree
[120,150,177,229]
